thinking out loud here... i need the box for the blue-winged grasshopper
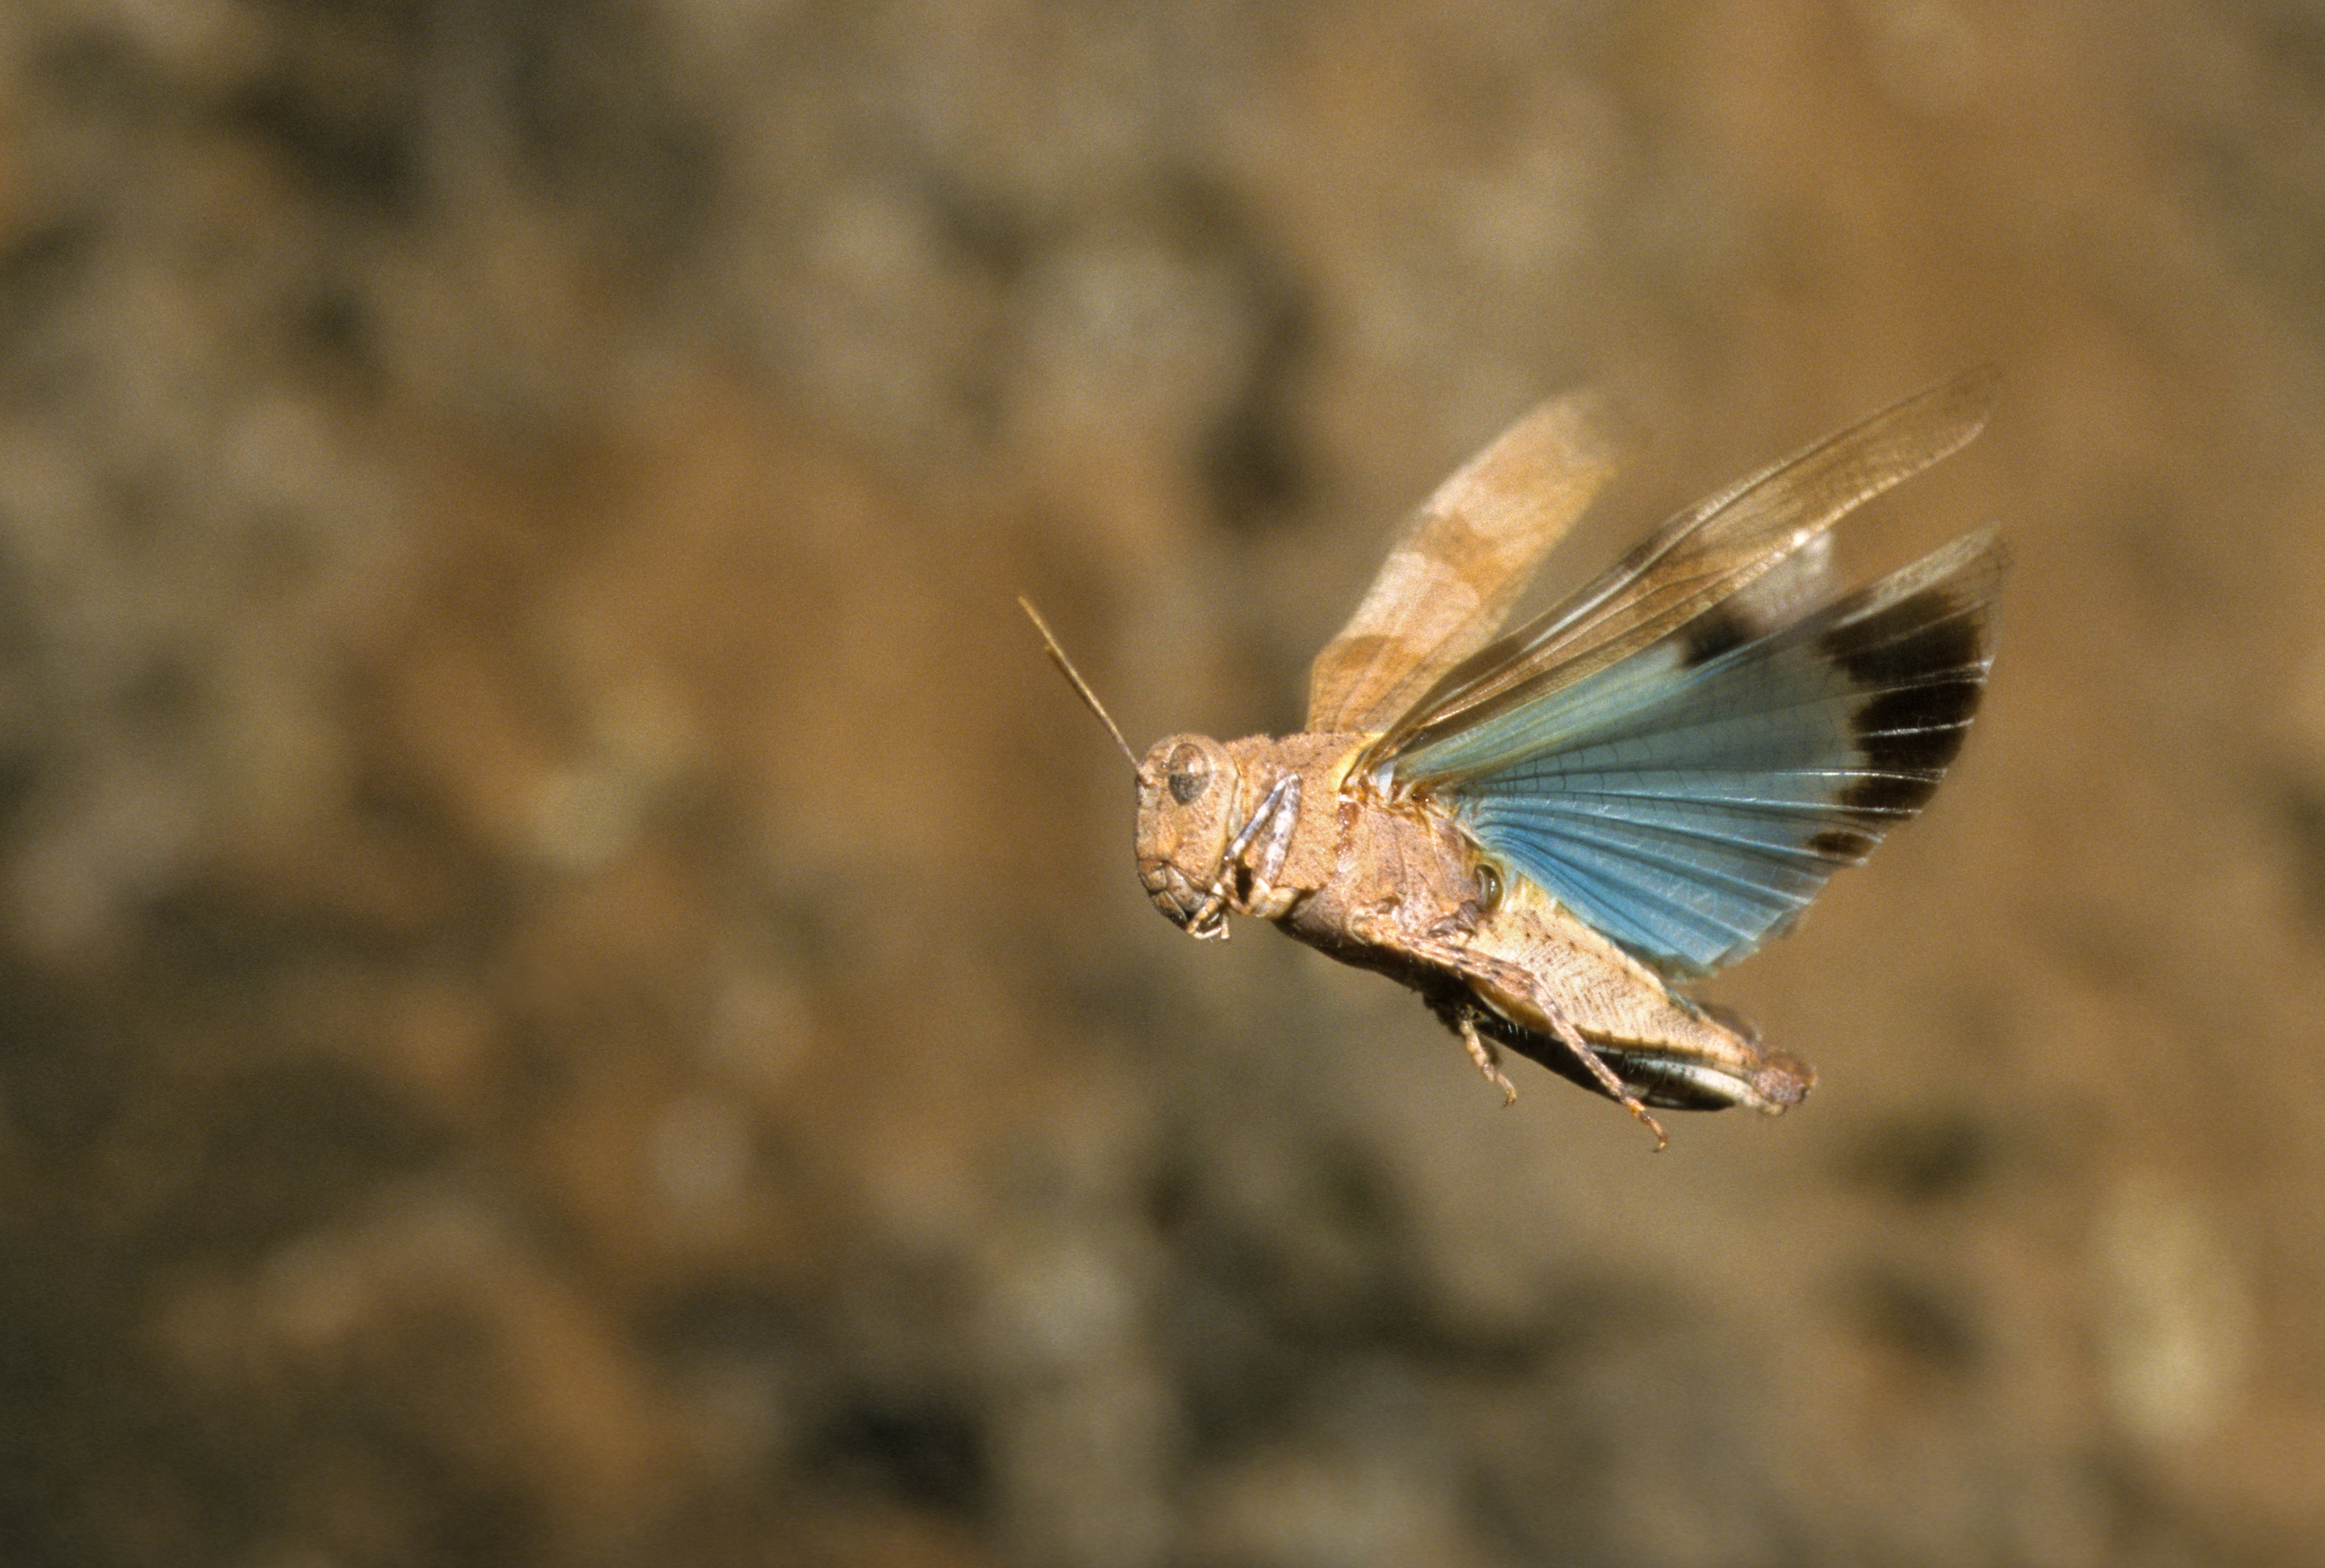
[1025,371,2004,1147]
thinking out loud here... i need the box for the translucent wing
[1412,531,2007,978]
[1305,389,1633,733]
[1363,367,1998,772]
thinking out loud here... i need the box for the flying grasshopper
[1025,370,2005,1148]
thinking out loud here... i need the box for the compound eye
[1165,743,1212,806]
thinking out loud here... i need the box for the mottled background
[3,2,2322,1565]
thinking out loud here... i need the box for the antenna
[1017,596,1139,770]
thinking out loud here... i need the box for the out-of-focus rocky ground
[4,3,2325,1565]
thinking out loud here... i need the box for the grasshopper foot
[1456,1009,1519,1105]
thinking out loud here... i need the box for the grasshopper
[1028,371,2003,1147]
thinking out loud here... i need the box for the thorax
[1225,731,1488,951]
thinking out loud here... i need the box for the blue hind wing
[1399,533,2005,978]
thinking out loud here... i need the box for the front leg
[1188,774,1303,934]
[1240,774,1303,919]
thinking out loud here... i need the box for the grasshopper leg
[1358,912,1669,1150]
[1455,1008,1519,1105]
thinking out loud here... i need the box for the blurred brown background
[3,2,2322,1565]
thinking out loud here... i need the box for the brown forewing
[1304,390,1634,735]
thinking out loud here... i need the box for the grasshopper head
[1134,733,1243,931]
